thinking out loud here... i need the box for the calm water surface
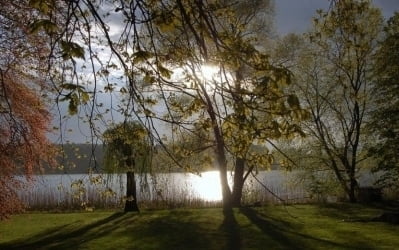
[18,170,378,208]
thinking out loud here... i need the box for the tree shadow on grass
[315,203,376,220]
[316,202,399,222]
[239,207,359,250]
[117,209,214,249]
[0,212,128,250]
[1,210,216,250]
[220,208,241,250]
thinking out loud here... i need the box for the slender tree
[144,0,306,207]
[275,0,383,202]
[103,121,151,212]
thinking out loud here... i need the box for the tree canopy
[273,0,384,202]
[0,1,56,219]
[368,12,399,188]
[103,121,151,173]
[24,0,309,209]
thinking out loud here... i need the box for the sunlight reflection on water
[188,171,222,201]
[17,170,380,208]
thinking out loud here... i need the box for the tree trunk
[231,158,245,207]
[214,132,232,210]
[348,175,358,203]
[124,171,139,212]
[216,145,232,210]
[201,83,232,210]
[342,155,359,203]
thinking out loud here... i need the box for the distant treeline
[42,143,189,174]
[43,144,105,174]
[41,143,278,175]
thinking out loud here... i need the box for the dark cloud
[374,0,399,19]
[275,0,399,35]
[275,0,329,34]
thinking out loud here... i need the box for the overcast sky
[53,0,399,143]
[275,0,398,35]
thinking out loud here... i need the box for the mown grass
[0,204,398,250]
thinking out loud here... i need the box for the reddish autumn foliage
[0,1,56,219]
[0,73,55,219]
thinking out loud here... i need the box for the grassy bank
[1,204,398,249]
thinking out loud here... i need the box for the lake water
[17,170,378,209]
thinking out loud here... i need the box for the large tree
[28,0,305,210]
[144,0,305,208]
[275,0,383,202]
[368,12,399,188]
[0,1,56,219]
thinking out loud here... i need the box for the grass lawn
[0,204,398,249]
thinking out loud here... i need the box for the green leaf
[287,94,300,109]
[120,87,128,94]
[60,40,85,60]
[143,109,154,117]
[29,19,58,34]
[143,74,156,84]
[68,93,79,115]
[157,64,173,79]
[29,0,53,14]
[104,85,114,93]
[60,83,85,91]
[132,50,152,64]
[81,92,90,104]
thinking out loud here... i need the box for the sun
[189,170,222,201]
[200,64,220,81]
